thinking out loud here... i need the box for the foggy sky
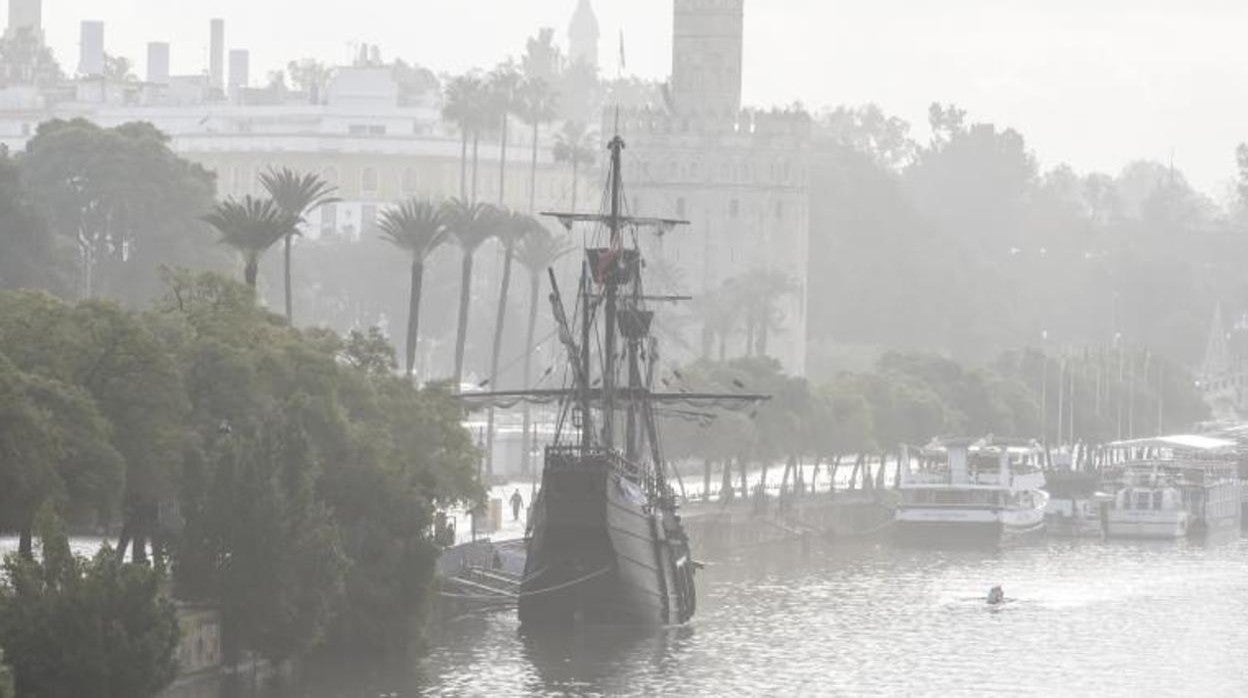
[37,0,1248,197]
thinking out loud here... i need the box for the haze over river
[290,536,1248,696]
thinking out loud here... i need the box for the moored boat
[895,437,1048,544]
[1044,469,1110,538]
[460,133,766,627]
[1098,435,1241,540]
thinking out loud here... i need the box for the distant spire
[568,0,600,70]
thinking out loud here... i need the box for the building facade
[611,0,811,374]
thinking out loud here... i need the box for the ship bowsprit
[518,448,696,627]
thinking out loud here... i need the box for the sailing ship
[461,133,766,626]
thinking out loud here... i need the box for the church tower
[672,0,744,119]
[568,0,600,70]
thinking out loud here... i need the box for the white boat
[1106,477,1190,538]
[1043,469,1111,538]
[895,437,1049,544]
[1099,435,1242,540]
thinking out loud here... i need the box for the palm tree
[482,211,543,474]
[259,168,339,322]
[735,268,799,358]
[516,76,559,213]
[514,225,573,473]
[552,121,597,211]
[378,199,449,378]
[487,210,540,391]
[202,196,296,290]
[489,61,523,206]
[443,72,483,202]
[442,198,501,385]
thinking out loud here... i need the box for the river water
[7,534,1248,694]
[410,535,1248,696]
[8,533,1248,695]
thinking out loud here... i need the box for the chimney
[147,42,170,85]
[79,21,105,77]
[229,49,249,98]
[7,0,41,38]
[209,18,224,94]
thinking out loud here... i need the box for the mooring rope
[439,565,613,602]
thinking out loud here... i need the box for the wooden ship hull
[519,448,695,627]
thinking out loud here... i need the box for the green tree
[489,61,523,206]
[378,199,449,378]
[21,119,220,304]
[734,268,798,359]
[516,76,559,212]
[287,58,333,103]
[0,27,62,87]
[0,507,179,698]
[514,227,572,472]
[552,121,597,210]
[0,354,60,558]
[442,72,490,202]
[483,211,540,474]
[521,28,563,86]
[0,147,69,295]
[442,199,501,385]
[183,416,346,665]
[258,168,340,322]
[203,196,297,290]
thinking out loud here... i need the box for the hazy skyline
[34,0,1248,197]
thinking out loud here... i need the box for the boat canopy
[1107,434,1236,452]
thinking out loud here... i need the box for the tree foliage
[20,120,221,303]
[0,507,179,698]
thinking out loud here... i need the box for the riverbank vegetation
[662,350,1208,480]
[0,275,479,694]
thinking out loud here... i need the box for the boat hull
[519,451,695,627]
[1105,512,1189,539]
[893,507,1045,545]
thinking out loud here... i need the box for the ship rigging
[458,132,767,626]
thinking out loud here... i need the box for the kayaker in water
[987,585,1005,605]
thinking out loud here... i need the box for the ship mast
[458,131,770,465]
[601,135,625,450]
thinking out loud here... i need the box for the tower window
[729,199,739,218]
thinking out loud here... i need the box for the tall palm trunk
[453,251,475,385]
[283,234,293,322]
[485,242,516,477]
[529,121,539,213]
[520,272,541,475]
[471,132,480,204]
[498,114,509,205]
[459,129,468,201]
[244,254,259,289]
[404,259,425,378]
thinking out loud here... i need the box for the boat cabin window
[1152,491,1164,510]
[1136,491,1151,510]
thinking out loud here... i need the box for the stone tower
[672,0,744,119]
[568,0,600,70]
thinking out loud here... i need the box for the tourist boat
[895,437,1048,543]
[1099,435,1241,539]
[1104,474,1190,539]
[459,132,765,626]
[1043,469,1110,538]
